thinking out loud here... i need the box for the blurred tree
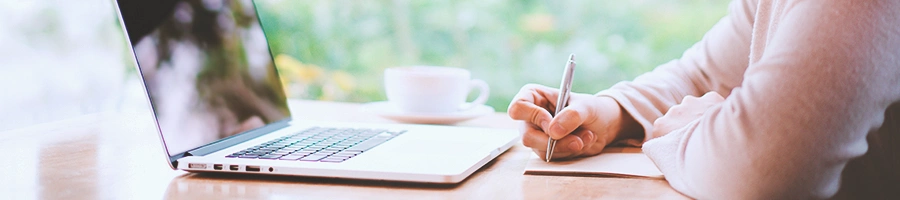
[255,0,729,112]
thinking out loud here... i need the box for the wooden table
[0,100,688,199]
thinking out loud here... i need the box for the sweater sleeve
[641,0,900,199]
[596,0,756,141]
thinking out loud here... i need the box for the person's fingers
[653,115,668,127]
[531,149,547,160]
[700,91,725,102]
[667,103,685,116]
[520,123,549,151]
[570,128,596,152]
[508,101,553,130]
[532,148,577,160]
[545,132,585,159]
[509,84,558,107]
[508,85,557,129]
[522,122,584,159]
[581,130,609,156]
[527,134,577,160]
[553,131,586,153]
[669,95,699,116]
[546,102,595,139]
[651,117,665,139]
[680,95,700,105]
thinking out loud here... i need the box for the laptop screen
[119,0,290,156]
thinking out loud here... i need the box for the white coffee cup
[384,66,490,114]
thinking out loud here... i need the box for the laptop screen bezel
[112,0,293,169]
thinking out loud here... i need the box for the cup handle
[459,79,490,111]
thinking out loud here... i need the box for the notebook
[114,0,519,184]
[524,147,664,179]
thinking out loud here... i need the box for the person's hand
[508,84,638,160]
[651,92,725,137]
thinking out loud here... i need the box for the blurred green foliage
[255,0,729,112]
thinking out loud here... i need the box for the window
[256,0,728,111]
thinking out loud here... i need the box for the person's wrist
[594,96,643,143]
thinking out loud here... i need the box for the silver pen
[546,54,576,162]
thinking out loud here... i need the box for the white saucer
[360,101,495,124]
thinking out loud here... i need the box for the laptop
[114,0,518,183]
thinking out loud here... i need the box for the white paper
[524,147,664,179]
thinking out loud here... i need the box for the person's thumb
[547,103,592,139]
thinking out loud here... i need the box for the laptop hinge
[183,118,291,157]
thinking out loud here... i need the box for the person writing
[507,0,899,198]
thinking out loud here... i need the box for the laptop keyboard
[227,127,405,163]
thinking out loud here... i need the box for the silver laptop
[114,0,518,183]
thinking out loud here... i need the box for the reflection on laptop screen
[120,0,290,156]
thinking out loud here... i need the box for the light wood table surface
[0,100,689,199]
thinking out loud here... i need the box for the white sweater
[596,0,900,198]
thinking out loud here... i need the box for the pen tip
[568,54,575,60]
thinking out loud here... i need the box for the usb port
[229,165,239,171]
[188,163,207,169]
[246,166,261,172]
[213,164,223,170]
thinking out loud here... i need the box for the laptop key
[338,140,357,145]
[280,155,303,160]
[320,158,346,163]
[320,149,339,154]
[256,150,275,155]
[239,155,260,159]
[290,151,314,157]
[299,155,327,161]
[325,147,345,152]
[332,152,357,157]
[346,139,388,152]
[259,155,282,159]
[228,127,404,162]
[297,149,318,153]
[328,154,352,159]
[341,150,363,154]
[285,147,302,151]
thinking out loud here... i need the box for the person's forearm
[643,0,900,198]
[595,0,754,141]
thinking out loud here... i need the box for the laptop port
[229,165,239,171]
[213,164,223,170]
[246,166,261,172]
[188,163,207,169]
